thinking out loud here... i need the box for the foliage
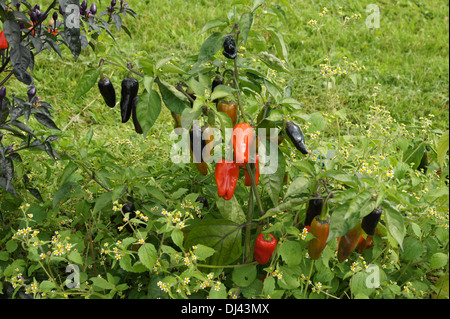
[0,0,448,300]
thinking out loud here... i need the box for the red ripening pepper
[215,159,240,200]
[254,233,277,265]
[232,123,254,166]
[337,221,364,262]
[307,216,330,260]
[0,30,8,49]
[244,154,259,186]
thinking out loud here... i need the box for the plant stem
[244,187,254,263]
[245,162,265,217]
[197,261,258,269]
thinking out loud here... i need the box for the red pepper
[0,30,8,50]
[244,154,259,186]
[215,159,240,200]
[307,216,330,260]
[357,235,374,254]
[232,123,254,166]
[254,233,277,265]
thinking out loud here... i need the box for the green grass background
[6,0,450,151]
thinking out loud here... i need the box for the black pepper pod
[223,35,237,59]
[211,76,224,104]
[98,76,116,108]
[120,77,139,123]
[131,95,143,134]
[304,194,323,227]
[189,123,206,163]
[361,207,382,236]
[285,121,308,155]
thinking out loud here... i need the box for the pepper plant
[0,1,448,300]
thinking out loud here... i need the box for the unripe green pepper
[98,76,116,108]
[120,77,139,123]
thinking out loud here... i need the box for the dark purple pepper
[27,86,37,102]
[107,6,114,13]
[15,2,21,10]
[33,4,40,12]
[53,12,58,22]
[0,87,6,100]
[111,0,117,7]
[29,11,37,23]
[89,4,97,15]
[81,0,88,10]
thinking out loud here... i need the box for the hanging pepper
[232,123,254,166]
[222,35,237,59]
[244,154,259,186]
[131,95,143,134]
[211,76,224,105]
[285,121,308,155]
[254,233,277,265]
[0,30,8,50]
[307,199,330,260]
[215,159,240,200]
[307,215,330,260]
[217,101,238,126]
[337,220,364,262]
[120,77,139,123]
[98,76,116,108]
[357,235,374,254]
[304,194,323,227]
[171,111,182,128]
[361,207,382,236]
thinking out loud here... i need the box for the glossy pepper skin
[244,154,259,186]
[131,95,143,134]
[254,233,277,265]
[337,221,364,262]
[120,77,139,123]
[222,35,237,59]
[285,121,308,155]
[307,216,330,260]
[361,207,382,236]
[0,30,8,50]
[98,76,116,108]
[217,101,238,126]
[304,195,323,227]
[358,235,374,254]
[211,76,224,104]
[215,159,240,200]
[232,123,254,166]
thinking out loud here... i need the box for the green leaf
[200,19,229,35]
[171,229,184,250]
[156,78,190,114]
[258,51,290,73]
[185,219,242,265]
[92,191,113,214]
[401,238,424,262]
[53,181,77,208]
[344,190,373,219]
[251,0,266,12]
[197,32,226,65]
[90,276,115,290]
[136,90,162,136]
[278,240,303,266]
[138,243,157,271]
[284,176,310,199]
[437,130,449,169]
[239,13,253,44]
[210,85,236,101]
[192,244,216,261]
[73,68,100,101]
[68,251,83,265]
[266,27,288,63]
[216,196,246,224]
[260,146,285,206]
[383,203,405,248]
[430,253,448,269]
[232,265,257,287]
